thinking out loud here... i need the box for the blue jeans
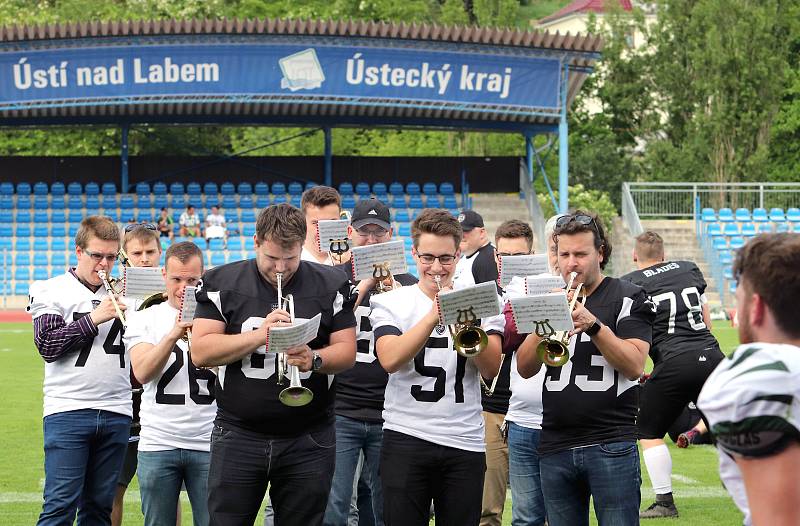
[138,449,210,526]
[539,441,641,526]
[507,422,546,526]
[38,409,131,526]
[324,415,384,526]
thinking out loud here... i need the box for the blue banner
[0,43,561,111]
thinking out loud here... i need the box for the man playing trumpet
[516,211,655,526]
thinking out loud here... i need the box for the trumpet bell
[452,325,488,358]
[536,339,571,367]
[279,386,314,407]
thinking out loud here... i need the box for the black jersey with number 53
[622,261,719,364]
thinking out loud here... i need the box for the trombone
[275,272,314,407]
[433,275,488,358]
[97,269,127,327]
[535,272,585,367]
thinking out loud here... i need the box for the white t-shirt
[205,213,225,228]
[180,212,200,228]
[28,272,132,418]
[505,352,545,429]
[301,245,334,266]
[124,301,217,452]
[369,284,505,452]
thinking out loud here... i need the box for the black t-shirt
[333,262,418,423]
[539,277,654,455]
[621,261,719,364]
[481,349,512,414]
[194,259,356,437]
[471,243,499,286]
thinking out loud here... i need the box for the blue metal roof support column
[558,64,569,214]
[525,133,534,183]
[323,127,332,187]
[120,123,130,193]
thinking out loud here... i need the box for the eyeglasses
[83,249,118,263]
[355,226,389,239]
[417,253,457,265]
[555,214,600,234]
[124,222,157,233]
[497,252,531,257]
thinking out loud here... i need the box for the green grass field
[0,323,743,525]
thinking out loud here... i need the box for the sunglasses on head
[124,222,157,233]
[555,214,599,233]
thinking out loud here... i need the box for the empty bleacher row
[0,180,462,296]
[698,206,800,296]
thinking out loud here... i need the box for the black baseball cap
[458,210,484,231]
[351,198,391,230]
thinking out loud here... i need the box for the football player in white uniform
[125,241,215,526]
[698,233,800,526]
[370,208,503,526]
[28,216,131,525]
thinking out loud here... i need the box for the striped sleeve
[33,313,98,363]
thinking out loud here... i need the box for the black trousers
[207,423,336,526]
[380,429,486,526]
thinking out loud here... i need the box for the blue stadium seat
[769,207,785,222]
[17,198,31,211]
[442,195,458,209]
[0,226,10,239]
[237,182,253,196]
[355,182,371,198]
[717,208,734,222]
[15,252,30,265]
[256,195,270,208]
[67,182,82,196]
[394,210,410,223]
[33,210,49,223]
[305,182,317,191]
[227,237,243,251]
[272,195,287,205]
[101,195,116,209]
[734,208,750,222]
[290,195,302,208]
[14,282,29,295]
[370,182,387,196]
[241,210,256,223]
[68,196,83,210]
[425,196,442,208]
[153,195,168,209]
[203,182,218,196]
[33,182,48,196]
[722,223,739,236]
[102,182,118,196]
[188,195,204,209]
[15,224,31,237]
[700,208,716,222]
[741,223,756,237]
[240,196,254,209]
[171,196,186,209]
[408,196,425,210]
[0,182,13,196]
[220,182,235,196]
[208,238,225,251]
[787,207,800,223]
[439,182,455,196]
[33,252,48,266]
[33,196,49,210]
[136,195,152,209]
[170,182,185,195]
[288,182,303,196]
[51,238,66,251]
[68,223,80,236]
[187,182,202,196]
[33,267,48,280]
[406,182,421,196]
[120,210,135,223]
[0,210,11,223]
[776,222,790,233]
[211,252,226,266]
[254,182,269,196]
[225,210,239,223]
[69,253,78,266]
[728,280,737,294]
[729,236,745,249]
[712,237,727,250]
[272,182,287,195]
[338,182,354,197]
[152,182,167,196]
[33,239,48,251]
[227,251,244,263]
[723,266,733,280]
[16,209,31,223]
[51,222,66,235]
[221,195,237,210]
[718,250,733,265]
[243,227,256,239]
[752,208,769,222]
[1,195,14,209]
[16,182,32,195]
[86,196,100,209]
[397,224,412,237]
[0,237,10,250]
[342,196,357,210]
[85,182,100,196]
[50,197,65,210]
[33,225,48,237]
[190,238,205,249]
[390,195,406,209]
[104,210,119,222]
[422,182,438,197]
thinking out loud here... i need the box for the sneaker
[640,501,679,518]
[677,428,701,449]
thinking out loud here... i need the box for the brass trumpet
[275,272,314,407]
[372,262,396,293]
[535,272,585,367]
[434,275,488,358]
[97,269,127,326]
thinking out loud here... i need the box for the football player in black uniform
[191,203,357,526]
[324,197,417,526]
[621,230,724,519]
[517,211,654,526]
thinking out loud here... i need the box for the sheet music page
[437,281,501,326]
[350,240,408,280]
[179,286,198,323]
[123,266,164,299]
[509,292,573,334]
[498,254,549,286]
[316,220,350,253]
[266,313,322,354]
[524,274,567,295]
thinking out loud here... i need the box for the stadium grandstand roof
[0,18,603,132]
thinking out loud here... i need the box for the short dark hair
[411,209,462,249]
[733,233,800,338]
[495,220,534,251]
[164,241,204,271]
[75,216,120,249]
[635,231,664,261]
[553,209,612,270]
[301,185,341,213]
[256,204,307,248]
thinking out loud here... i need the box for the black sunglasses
[555,214,599,234]
[124,222,157,233]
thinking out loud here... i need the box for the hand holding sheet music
[350,240,408,281]
[266,313,322,354]
[437,281,501,326]
[178,286,198,323]
[509,293,573,334]
[316,220,350,253]
[498,254,549,286]
[123,266,164,299]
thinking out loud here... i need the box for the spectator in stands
[205,205,227,247]
[179,205,202,238]
[157,208,174,241]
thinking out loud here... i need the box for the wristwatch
[311,351,323,373]
[585,319,603,337]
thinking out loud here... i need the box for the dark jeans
[207,423,336,526]
[38,409,131,526]
[380,430,485,526]
[539,441,641,526]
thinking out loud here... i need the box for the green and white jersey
[698,342,800,459]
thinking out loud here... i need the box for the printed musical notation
[498,254,549,286]
[437,281,501,326]
[350,240,408,280]
[316,219,350,253]
[524,274,567,295]
[266,313,322,354]
[179,286,197,323]
[123,266,164,299]
[509,292,573,334]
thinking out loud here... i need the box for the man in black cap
[454,209,498,289]
[324,198,417,526]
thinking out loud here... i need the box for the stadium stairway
[468,193,533,244]
[613,219,722,307]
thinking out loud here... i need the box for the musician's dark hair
[495,219,534,251]
[733,233,800,338]
[411,209,462,249]
[552,209,612,270]
[256,204,307,248]
[75,216,120,249]
[301,185,341,213]
[165,241,203,271]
